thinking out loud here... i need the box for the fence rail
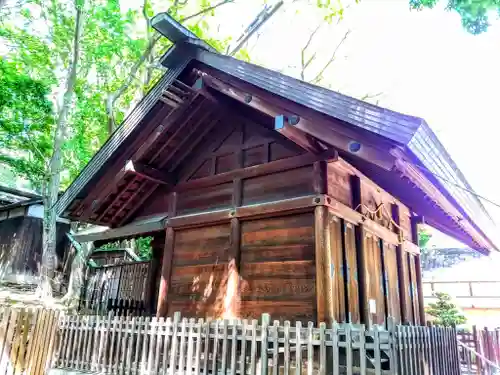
[458,327,500,374]
[53,312,460,375]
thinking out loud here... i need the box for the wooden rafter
[391,148,491,250]
[95,175,140,222]
[200,73,396,170]
[125,160,173,185]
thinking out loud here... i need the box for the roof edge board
[56,48,193,218]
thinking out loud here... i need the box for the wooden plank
[211,320,220,375]
[157,227,175,317]
[227,218,241,318]
[239,320,247,375]
[332,322,340,375]
[194,319,203,375]
[175,149,338,192]
[221,320,229,375]
[319,323,326,375]
[307,321,313,375]
[161,317,171,374]
[374,325,382,375]
[186,319,195,375]
[295,321,302,375]
[284,321,290,375]
[125,160,174,185]
[329,215,345,322]
[250,320,257,375]
[272,321,279,375]
[230,319,238,375]
[169,313,180,375]
[343,222,360,324]
[315,205,333,324]
[345,324,353,375]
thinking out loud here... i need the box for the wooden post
[156,227,175,317]
[225,217,241,318]
[314,205,334,324]
[313,160,328,195]
[411,215,426,324]
[392,204,408,324]
[351,175,368,325]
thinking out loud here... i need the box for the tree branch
[311,29,350,85]
[300,24,321,81]
[106,0,234,133]
[179,0,234,22]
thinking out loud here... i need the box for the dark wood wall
[0,216,69,282]
[149,113,423,326]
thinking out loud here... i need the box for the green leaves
[426,292,467,327]
[0,58,54,190]
[410,0,500,34]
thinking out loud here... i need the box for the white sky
[207,0,500,249]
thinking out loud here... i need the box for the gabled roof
[55,13,497,252]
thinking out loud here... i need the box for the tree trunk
[39,0,85,298]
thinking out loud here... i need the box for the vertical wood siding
[167,224,231,318]
[239,213,316,322]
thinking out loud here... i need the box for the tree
[418,226,433,249]
[1,0,238,296]
[0,58,54,190]
[410,0,499,34]
[426,292,467,326]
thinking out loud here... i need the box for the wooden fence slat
[154,317,164,375]
[194,319,203,375]
[272,321,279,375]
[345,324,353,375]
[332,322,339,375]
[11,308,26,375]
[202,319,210,375]
[295,321,302,375]
[260,315,270,375]
[212,320,220,375]
[221,319,228,375]
[134,316,145,375]
[169,313,180,375]
[33,310,50,375]
[284,321,290,375]
[108,315,117,374]
[126,317,137,375]
[147,317,158,375]
[178,318,188,375]
[307,321,313,375]
[239,320,248,375]
[140,316,151,375]
[360,325,366,375]
[374,325,382,375]
[119,315,130,375]
[27,309,44,375]
[230,320,238,375]
[250,320,257,375]
[162,317,171,374]
[186,318,195,375]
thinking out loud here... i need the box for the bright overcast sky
[209,0,500,249]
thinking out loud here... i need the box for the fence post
[260,314,270,375]
[388,318,398,375]
[473,325,482,374]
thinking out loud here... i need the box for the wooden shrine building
[57,14,498,327]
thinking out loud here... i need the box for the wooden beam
[125,160,173,185]
[275,115,325,154]
[392,148,492,250]
[167,195,323,229]
[392,203,408,324]
[313,161,328,195]
[225,217,241,318]
[314,205,334,324]
[157,227,174,317]
[351,175,368,326]
[175,148,338,192]
[202,74,395,170]
[410,214,425,324]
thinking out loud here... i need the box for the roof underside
[55,14,497,252]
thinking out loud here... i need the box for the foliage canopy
[427,292,467,327]
[410,0,500,34]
